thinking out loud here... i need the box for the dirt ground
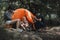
[0,26,60,40]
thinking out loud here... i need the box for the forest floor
[0,26,60,40]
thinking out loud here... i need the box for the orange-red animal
[12,8,36,30]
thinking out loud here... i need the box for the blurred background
[0,0,60,27]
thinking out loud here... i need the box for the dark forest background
[0,0,60,26]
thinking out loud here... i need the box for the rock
[49,27,60,32]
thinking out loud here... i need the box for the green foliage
[0,0,60,26]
